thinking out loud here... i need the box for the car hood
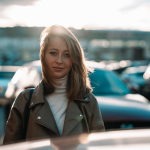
[96,94,150,122]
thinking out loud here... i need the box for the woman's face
[45,37,72,79]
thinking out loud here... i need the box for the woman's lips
[53,67,63,71]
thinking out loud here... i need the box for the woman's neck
[53,75,68,92]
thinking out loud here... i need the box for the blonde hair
[40,25,92,100]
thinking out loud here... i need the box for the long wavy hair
[40,25,92,100]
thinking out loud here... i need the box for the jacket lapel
[63,100,83,136]
[29,80,60,136]
[34,100,60,135]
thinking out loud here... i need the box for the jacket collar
[29,80,45,108]
[74,97,90,102]
[29,80,90,108]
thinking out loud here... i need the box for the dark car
[5,60,150,130]
[120,65,148,97]
[141,64,150,100]
[121,66,147,87]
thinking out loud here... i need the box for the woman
[3,25,105,144]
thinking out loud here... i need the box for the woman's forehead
[46,37,71,51]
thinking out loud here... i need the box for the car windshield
[129,72,144,76]
[0,71,15,79]
[89,69,130,95]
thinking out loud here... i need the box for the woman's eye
[64,53,70,57]
[50,52,57,55]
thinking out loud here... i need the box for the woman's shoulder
[87,92,97,102]
[12,89,32,108]
[79,92,98,107]
[18,88,31,100]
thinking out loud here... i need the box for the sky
[0,0,150,30]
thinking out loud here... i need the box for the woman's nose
[56,55,63,64]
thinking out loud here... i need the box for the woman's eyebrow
[48,49,69,51]
[48,48,58,51]
[48,49,69,52]
[64,50,69,52]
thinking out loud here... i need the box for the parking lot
[1,60,150,146]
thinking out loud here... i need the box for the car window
[0,71,15,79]
[124,72,144,77]
[89,69,130,95]
[137,72,144,76]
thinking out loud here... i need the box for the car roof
[0,66,20,72]
[123,65,148,74]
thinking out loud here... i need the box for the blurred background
[1,0,150,146]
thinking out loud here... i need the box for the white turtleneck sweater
[45,75,68,136]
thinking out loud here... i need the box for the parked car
[5,60,150,130]
[105,60,149,74]
[120,66,148,94]
[1,129,150,149]
[121,65,147,86]
[0,66,20,105]
[5,61,41,103]
[141,64,150,100]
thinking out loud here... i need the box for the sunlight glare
[1,0,150,30]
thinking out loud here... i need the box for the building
[0,27,150,65]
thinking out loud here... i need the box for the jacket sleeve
[90,97,105,132]
[3,90,29,145]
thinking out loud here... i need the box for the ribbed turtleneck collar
[53,74,68,93]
